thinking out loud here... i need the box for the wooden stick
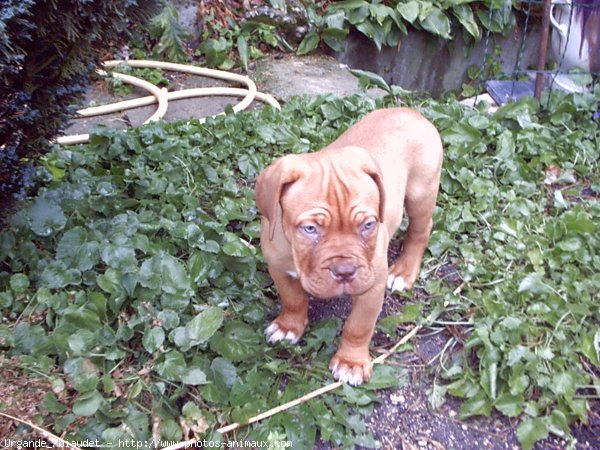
[0,411,83,450]
[372,324,422,365]
[218,380,344,434]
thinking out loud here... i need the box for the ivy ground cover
[0,89,599,449]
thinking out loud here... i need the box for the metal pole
[535,0,553,99]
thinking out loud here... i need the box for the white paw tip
[267,329,285,343]
[331,365,364,386]
[349,372,363,386]
[331,363,339,378]
[285,330,299,344]
[387,275,409,293]
[265,323,299,344]
[265,323,279,337]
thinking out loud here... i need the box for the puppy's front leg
[329,285,385,386]
[265,268,309,344]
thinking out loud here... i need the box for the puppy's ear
[363,162,386,223]
[343,147,386,223]
[255,154,307,240]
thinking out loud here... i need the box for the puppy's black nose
[330,263,358,282]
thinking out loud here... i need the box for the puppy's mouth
[300,261,373,298]
[305,280,371,298]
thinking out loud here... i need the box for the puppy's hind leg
[387,184,439,292]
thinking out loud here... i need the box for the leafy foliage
[0,0,162,207]
[148,4,192,63]
[0,95,404,447]
[105,62,171,97]
[195,17,281,71]
[157,0,520,71]
[1,87,599,449]
[422,90,600,448]
[296,0,518,54]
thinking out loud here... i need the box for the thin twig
[218,381,344,433]
[452,281,466,295]
[372,325,422,365]
[161,325,423,450]
[0,411,82,450]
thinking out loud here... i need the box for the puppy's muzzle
[329,262,358,283]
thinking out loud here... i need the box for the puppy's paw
[265,322,301,344]
[329,354,372,386]
[388,258,420,292]
[386,274,410,293]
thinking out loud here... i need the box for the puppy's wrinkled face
[279,155,383,298]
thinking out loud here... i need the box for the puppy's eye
[301,224,318,235]
[361,220,377,235]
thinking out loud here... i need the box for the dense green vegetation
[0,0,162,205]
[1,87,598,449]
[296,0,519,54]
[157,0,526,71]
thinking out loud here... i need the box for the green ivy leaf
[517,418,549,450]
[185,306,224,345]
[157,309,180,330]
[160,253,191,294]
[297,29,319,55]
[9,274,29,293]
[346,4,370,24]
[139,253,191,297]
[41,262,81,289]
[27,198,66,236]
[550,371,576,398]
[347,68,392,94]
[68,329,96,355]
[73,390,104,416]
[494,393,524,417]
[421,8,452,39]
[12,323,46,355]
[56,227,100,272]
[101,244,136,272]
[396,1,420,23]
[0,291,13,308]
[361,365,407,390]
[518,273,554,294]
[328,0,368,9]
[355,20,386,51]
[237,35,249,72]
[43,392,68,414]
[580,330,600,365]
[321,27,349,53]
[142,326,165,353]
[155,350,187,381]
[210,320,261,361]
[460,390,492,419]
[210,357,238,387]
[97,268,125,297]
[452,5,481,40]
[182,366,208,385]
[63,357,99,393]
[221,232,254,257]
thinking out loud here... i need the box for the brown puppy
[255,107,443,385]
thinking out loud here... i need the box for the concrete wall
[335,24,543,97]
